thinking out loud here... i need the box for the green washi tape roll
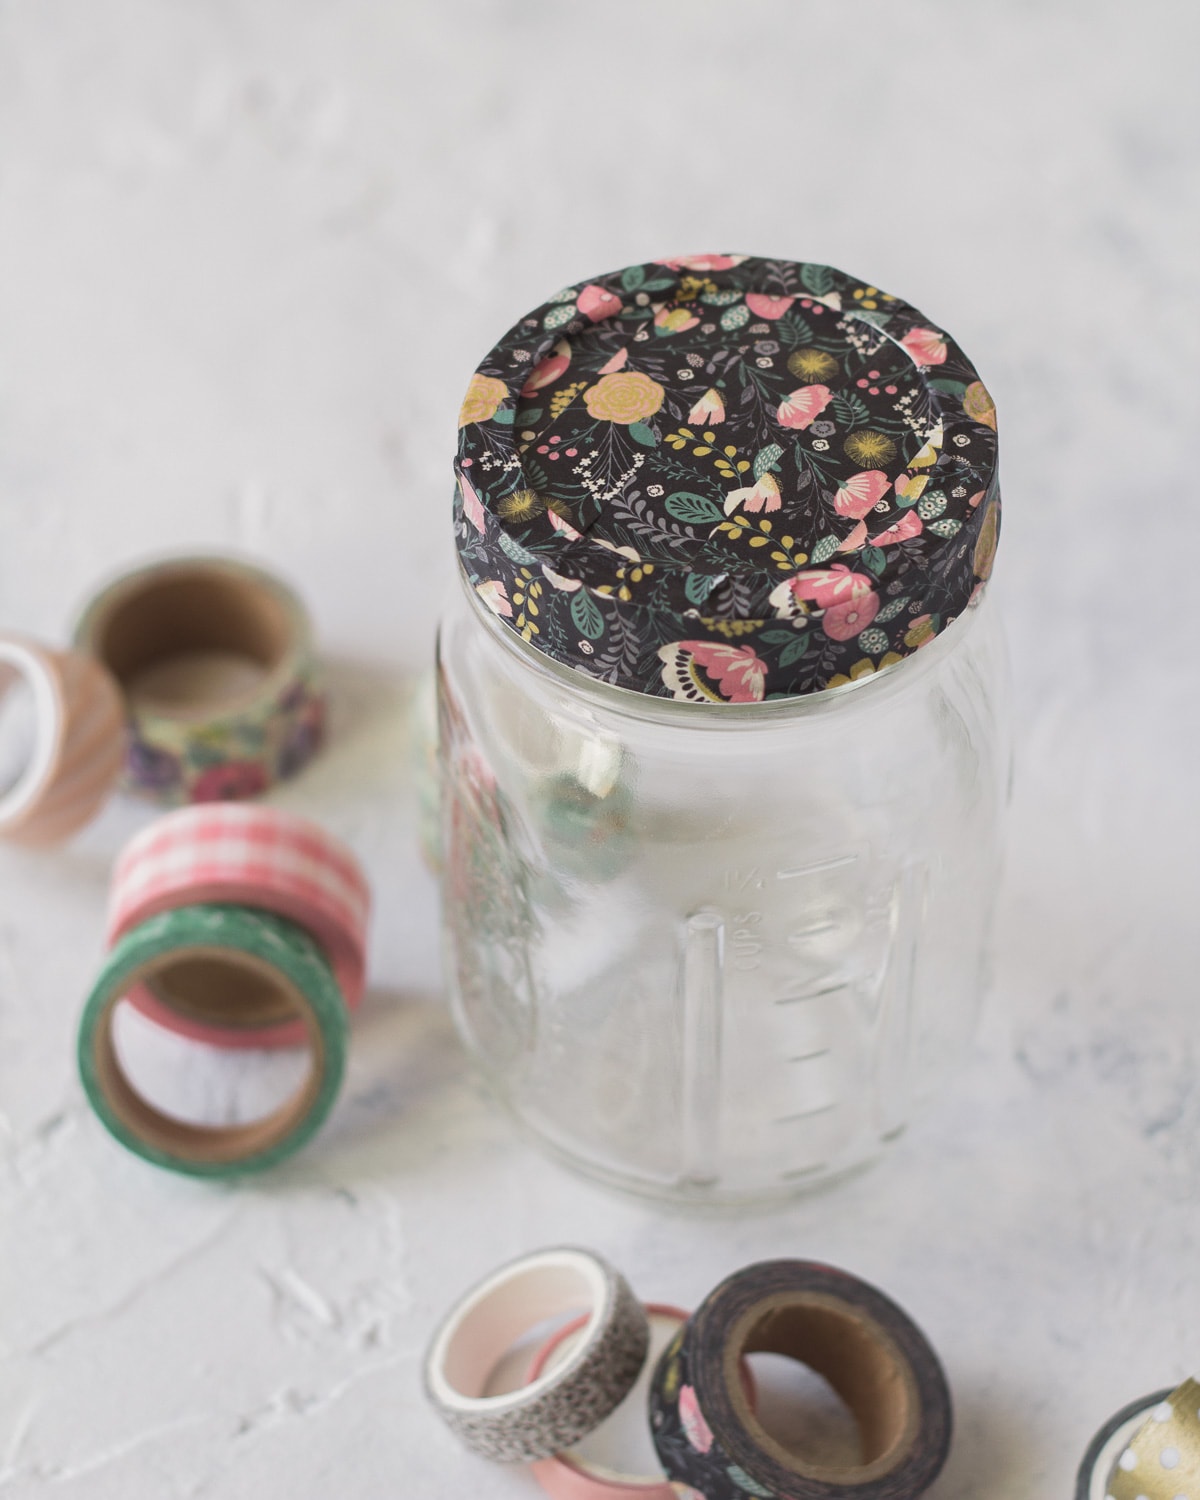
[77,903,347,1177]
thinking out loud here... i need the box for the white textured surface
[1,2,1199,1495]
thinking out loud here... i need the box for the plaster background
[1,2,1198,1494]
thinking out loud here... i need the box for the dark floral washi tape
[648,1259,952,1500]
[455,254,999,701]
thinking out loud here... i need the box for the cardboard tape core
[91,944,324,1163]
[725,1291,918,1479]
[145,953,302,1028]
[91,567,292,713]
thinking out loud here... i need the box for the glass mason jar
[438,255,1008,1206]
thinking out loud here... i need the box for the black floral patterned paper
[455,255,999,701]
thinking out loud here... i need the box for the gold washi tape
[1107,1378,1200,1500]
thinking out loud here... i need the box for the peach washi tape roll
[0,635,124,846]
[107,803,370,1049]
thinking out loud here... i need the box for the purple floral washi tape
[74,554,325,805]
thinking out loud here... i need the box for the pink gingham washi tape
[107,803,370,1048]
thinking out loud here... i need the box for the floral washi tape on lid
[455,254,999,700]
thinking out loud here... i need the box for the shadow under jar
[438,254,1009,1207]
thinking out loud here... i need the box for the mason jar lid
[454,255,999,701]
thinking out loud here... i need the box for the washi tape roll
[0,636,124,846]
[77,903,347,1176]
[649,1260,951,1500]
[528,1304,733,1500]
[74,555,325,804]
[424,1247,651,1463]
[1094,1378,1200,1500]
[1076,1389,1175,1500]
[107,804,370,1049]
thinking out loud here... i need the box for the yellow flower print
[677,275,717,302]
[904,615,937,649]
[700,617,764,639]
[826,652,903,687]
[843,429,897,468]
[510,568,543,641]
[583,371,665,425]
[497,488,545,522]
[963,380,997,431]
[654,305,700,335]
[603,560,656,601]
[851,285,895,313]
[458,373,508,427]
[787,348,839,382]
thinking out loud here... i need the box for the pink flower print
[724,472,781,515]
[576,283,623,322]
[658,642,767,703]
[837,519,868,553]
[787,564,874,610]
[833,469,891,520]
[191,761,269,803]
[824,592,879,640]
[457,470,487,534]
[899,325,948,367]
[745,292,795,319]
[772,564,879,639]
[776,384,833,430]
[547,508,583,542]
[869,512,924,547]
[657,253,747,272]
[688,388,726,425]
[475,580,512,617]
[677,1385,715,1452]
[598,347,629,375]
[520,339,571,395]
[654,305,700,335]
[540,565,581,592]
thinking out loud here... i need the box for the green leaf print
[628,421,658,447]
[498,531,538,566]
[725,1464,775,1497]
[685,572,720,605]
[800,262,834,296]
[621,264,646,292]
[570,588,605,640]
[665,491,724,525]
[753,443,784,479]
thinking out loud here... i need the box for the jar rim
[452,568,989,729]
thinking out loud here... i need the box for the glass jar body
[437,579,1010,1206]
